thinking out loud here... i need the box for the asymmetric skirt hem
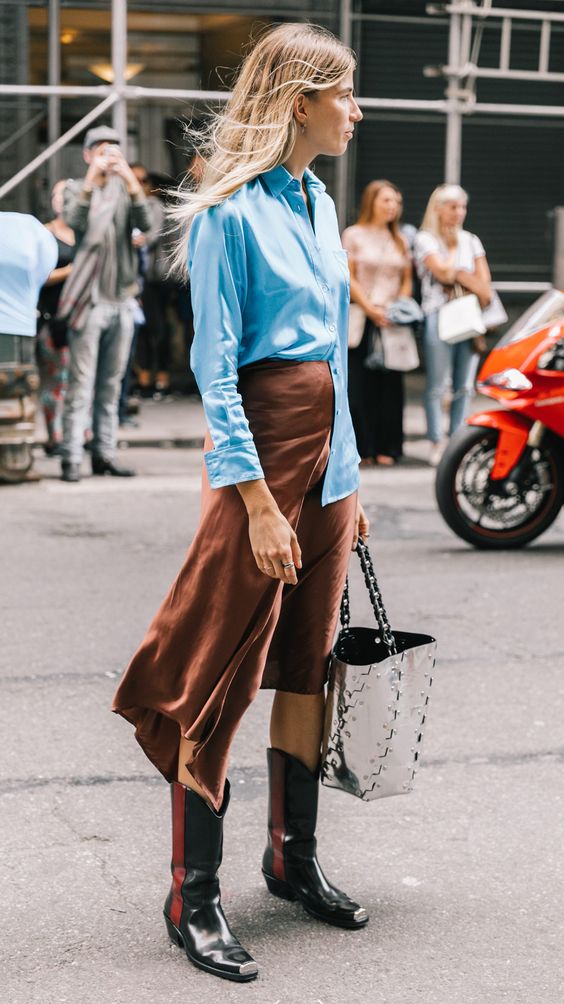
[112,360,357,811]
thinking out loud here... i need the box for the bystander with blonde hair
[415,183,493,466]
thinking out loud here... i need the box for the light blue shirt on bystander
[0,213,57,336]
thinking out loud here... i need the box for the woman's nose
[352,100,363,122]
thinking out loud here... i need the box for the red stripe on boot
[170,782,186,928]
[270,750,286,882]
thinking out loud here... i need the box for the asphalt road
[1,436,563,1004]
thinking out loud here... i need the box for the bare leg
[177,734,210,801]
[179,691,325,800]
[269,690,325,773]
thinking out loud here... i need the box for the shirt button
[295,203,302,212]
[336,409,341,416]
[322,283,329,292]
[328,322,336,332]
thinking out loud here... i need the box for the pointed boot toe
[262,748,369,931]
[164,781,258,982]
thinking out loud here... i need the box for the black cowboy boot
[262,747,369,930]
[163,780,258,982]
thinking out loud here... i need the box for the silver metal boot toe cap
[238,961,259,976]
[353,907,369,924]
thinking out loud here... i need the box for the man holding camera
[58,126,153,482]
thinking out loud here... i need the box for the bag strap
[445,281,465,303]
[340,538,398,657]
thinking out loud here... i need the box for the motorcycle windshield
[497,289,564,347]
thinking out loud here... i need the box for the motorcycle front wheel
[435,424,564,549]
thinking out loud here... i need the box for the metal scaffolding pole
[444,10,463,184]
[2,1,564,221]
[0,94,117,202]
[112,0,128,149]
[335,0,352,229]
[48,0,61,189]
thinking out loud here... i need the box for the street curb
[117,437,205,449]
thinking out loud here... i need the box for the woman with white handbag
[414,184,494,467]
[342,179,415,466]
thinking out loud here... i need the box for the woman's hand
[84,152,108,188]
[368,305,389,328]
[237,479,302,585]
[353,499,370,550]
[105,148,143,196]
[247,507,302,585]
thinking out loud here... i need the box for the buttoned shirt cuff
[204,441,265,489]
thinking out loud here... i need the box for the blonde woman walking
[113,23,368,983]
[415,184,493,466]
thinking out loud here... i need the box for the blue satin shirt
[188,163,360,506]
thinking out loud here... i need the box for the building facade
[1,0,564,289]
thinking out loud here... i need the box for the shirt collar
[261,164,326,197]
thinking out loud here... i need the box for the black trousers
[137,280,174,373]
[348,328,404,460]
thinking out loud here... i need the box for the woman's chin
[318,138,351,159]
[335,139,350,156]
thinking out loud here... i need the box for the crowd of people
[343,178,494,468]
[31,124,197,483]
[0,126,497,484]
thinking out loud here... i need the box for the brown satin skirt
[112,360,357,810]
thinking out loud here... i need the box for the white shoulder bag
[380,325,419,372]
[438,284,486,345]
[482,292,508,331]
[348,302,367,348]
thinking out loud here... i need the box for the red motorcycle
[436,289,564,548]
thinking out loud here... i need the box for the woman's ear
[293,93,307,131]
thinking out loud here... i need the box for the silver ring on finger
[282,561,295,569]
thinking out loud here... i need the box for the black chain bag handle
[340,538,397,657]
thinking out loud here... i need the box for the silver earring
[300,123,306,134]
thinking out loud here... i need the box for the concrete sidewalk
[3,416,563,1004]
[36,372,456,466]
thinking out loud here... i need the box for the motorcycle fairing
[467,410,531,480]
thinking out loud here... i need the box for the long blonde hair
[420,183,468,239]
[170,22,355,275]
[356,179,405,254]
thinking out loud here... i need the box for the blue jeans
[423,310,479,443]
[62,301,135,463]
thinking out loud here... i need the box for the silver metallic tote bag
[322,540,437,801]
